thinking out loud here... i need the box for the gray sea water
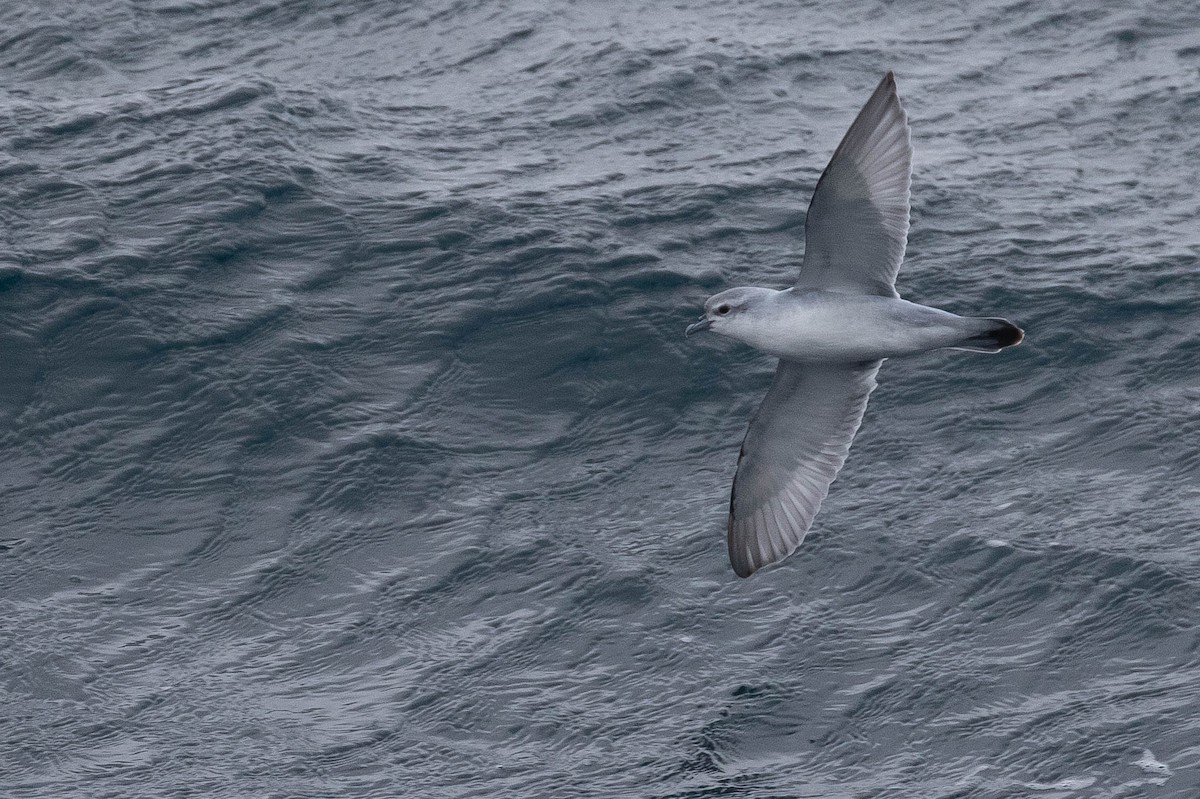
[3,1,1200,797]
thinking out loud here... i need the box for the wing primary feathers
[726,360,881,577]
[796,72,913,298]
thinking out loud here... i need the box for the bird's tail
[952,317,1025,353]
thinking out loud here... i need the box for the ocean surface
[2,1,1199,796]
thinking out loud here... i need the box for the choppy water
[3,1,1200,796]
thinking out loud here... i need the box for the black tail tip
[993,320,1024,348]
[963,318,1024,352]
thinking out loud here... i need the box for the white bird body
[711,288,995,362]
[687,72,1023,578]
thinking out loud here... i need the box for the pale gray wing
[796,71,912,298]
[728,360,881,578]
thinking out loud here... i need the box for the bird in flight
[686,72,1023,578]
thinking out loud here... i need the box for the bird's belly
[749,296,967,362]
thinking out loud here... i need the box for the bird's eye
[717,304,731,315]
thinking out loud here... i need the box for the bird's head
[685,287,774,339]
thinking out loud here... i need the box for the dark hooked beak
[685,316,712,337]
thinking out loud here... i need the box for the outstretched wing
[797,71,912,298]
[727,360,881,578]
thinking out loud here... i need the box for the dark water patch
[0,23,102,82]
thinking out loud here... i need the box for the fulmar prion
[686,72,1023,578]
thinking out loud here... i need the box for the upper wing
[727,360,880,578]
[796,72,912,298]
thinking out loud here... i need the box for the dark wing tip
[726,513,757,578]
[726,450,758,578]
[878,71,899,99]
[730,551,758,578]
